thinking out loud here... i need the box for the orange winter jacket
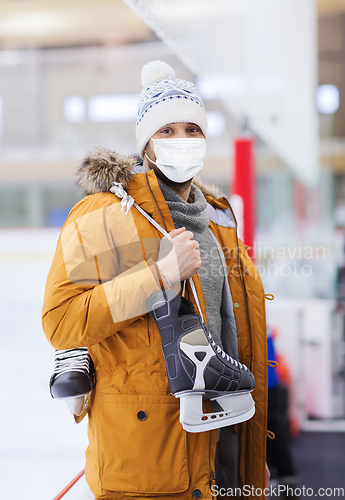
[42,148,268,500]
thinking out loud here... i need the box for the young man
[43,61,268,499]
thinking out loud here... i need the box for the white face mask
[145,138,206,183]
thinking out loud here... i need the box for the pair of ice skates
[49,290,255,432]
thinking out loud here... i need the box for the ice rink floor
[0,228,92,499]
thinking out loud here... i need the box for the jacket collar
[76,146,222,200]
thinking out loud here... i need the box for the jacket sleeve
[42,198,165,349]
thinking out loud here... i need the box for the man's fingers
[169,228,196,244]
[185,231,194,240]
[169,227,186,238]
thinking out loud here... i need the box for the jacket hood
[77,147,222,199]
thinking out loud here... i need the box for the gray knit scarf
[158,180,224,347]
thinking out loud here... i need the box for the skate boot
[147,289,255,432]
[49,348,95,416]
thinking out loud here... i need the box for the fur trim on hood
[77,147,222,199]
[193,176,222,199]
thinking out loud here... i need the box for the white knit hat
[136,60,207,157]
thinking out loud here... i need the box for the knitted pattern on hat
[136,61,207,157]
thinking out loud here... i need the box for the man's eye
[160,128,171,134]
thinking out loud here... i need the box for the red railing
[52,469,85,500]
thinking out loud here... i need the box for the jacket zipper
[235,231,253,370]
[209,430,216,491]
[227,203,254,486]
[227,204,253,370]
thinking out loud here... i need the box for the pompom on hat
[136,60,207,157]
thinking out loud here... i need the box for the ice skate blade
[176,392,255,433]
[64,395,88,416]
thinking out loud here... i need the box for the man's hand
[157,227,201,283]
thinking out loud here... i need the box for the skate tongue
[181,330,208,347]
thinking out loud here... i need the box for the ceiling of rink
[318,0,345,15]
[0,0,153,49]
[0,0,342,186]
[0,0,340,50]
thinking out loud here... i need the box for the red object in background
[52,469,85,500]
[293,181,306,221]
[276,353,300,437]
[271,327,299,436]
[232,138,256,259]
[293,180,306,241]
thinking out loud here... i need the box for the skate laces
[206,330,248,371]
[52,348,93,379]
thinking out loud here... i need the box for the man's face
[144,122,204,163]
[143,122,205,185]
